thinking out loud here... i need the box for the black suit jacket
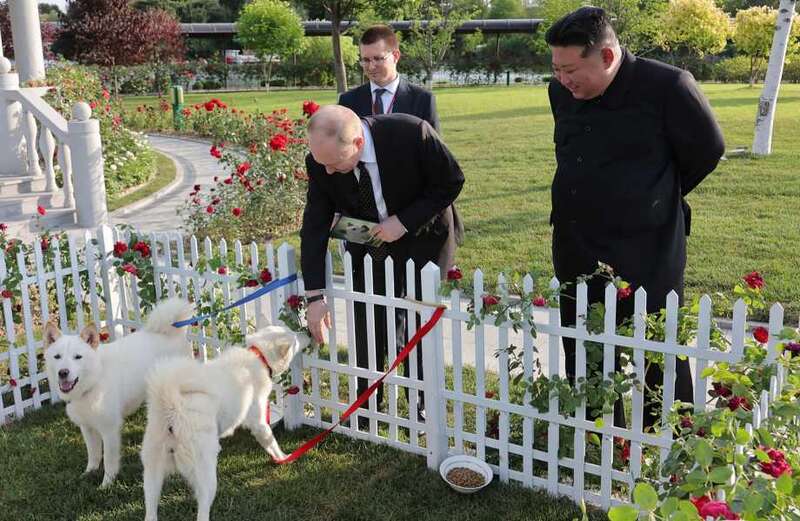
[338,77,440,133]
[300,114,464,290]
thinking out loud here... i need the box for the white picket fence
[0,226,792,510]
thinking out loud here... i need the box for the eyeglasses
[359,53,392,66]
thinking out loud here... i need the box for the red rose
[236,162,251,175]
[37,206,46,216]
[212,197,221,205]
[102,89,110,100]
[121,263,138,277]
[218,266,227,275]
[485,391,495,399]
[690,496,711,513]
[617,285,632,300]
[0,223,7,232]
[9,378,17,387]
[206,205,214,214]
[743,271,765,290]
[302,100,320,117]
[728,395,751,411]
[287,295,302,310]
[259,269,272,284]
[89,101,97,110]
[712,382,732,397]
[113,241,128,257]
[620,441,630,463]
[99,332,110,342]
[210,145,222,159]
[245,279,259,287]
[286,385,300,395]
[1,289,13,299]
[223,177,233,185]
[532,295,547,307]
[181,108,192,117]
[760,448,792,478]
[753,326,769,344]
[699,501,739,520]
[133,241,150,258]
[680,415,693,429]
[232,207,242,217]
[446,267,462,281]
[204,101,215,112]
[193,184,201,192]
[269,134,288,152]
[40,237,50,250]
[482,294,500,307]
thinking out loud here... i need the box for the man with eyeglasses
[546,7,725,429]
[339,24,440,132]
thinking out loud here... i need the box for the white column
[68,102,108,228]
[8,0,46,83]
[0,57,26,175]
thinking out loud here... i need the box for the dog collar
[248,345,273,379]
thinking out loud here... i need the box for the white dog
[44,297,194,487]
[140,325,309,521]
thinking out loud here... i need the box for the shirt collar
[371,75,400,96]
[359,120,377,164]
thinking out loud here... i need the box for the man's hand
[371,215,407,243]
[306,299,331,344]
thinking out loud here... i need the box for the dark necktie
[372,88,386,115]
[355,162,388,263]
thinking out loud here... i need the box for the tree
[402,0,474,89]
[735,6,800,85]
[658,0,730,68]
[133,0,234,22]
[536,0,669,54]
[280,35,358,86]
[489,0,525,19]
[38,3,63,22]
[54,0,185,93]
[753,0,798,155]
[236,0,305,92]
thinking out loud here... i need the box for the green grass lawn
[107,151,178,212]
[122,84,800,319]
[0,403,606,521]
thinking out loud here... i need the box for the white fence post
[278,243,303,430]
[420,261,447,470]
[68,102,108,228]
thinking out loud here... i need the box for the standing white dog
[44,297,194,487]
[140,325,309,521]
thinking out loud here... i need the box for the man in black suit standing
[301,105,464,430]
[546,7,725,428]
[338,24,440,132]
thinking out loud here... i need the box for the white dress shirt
[370,75,400,114]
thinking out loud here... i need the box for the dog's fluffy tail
[143,297,194,336]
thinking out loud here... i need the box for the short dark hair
[544,6,618,56]
[360,24,398,50]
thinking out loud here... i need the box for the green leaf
[594,418,604,428]
[735,428,750,444]
[755,449,771,462]
[711,422,725,437]
[634,483,659,511]
[695,439,713,467]
[660,497,680,516]
[608,505,639,521]
[587,433,601,446]
[743,492,763,513]
[678,500,701,517]
[709,466,733,483]
[700,366,716,378]
[668,512,690,521]
[777,472,794,495]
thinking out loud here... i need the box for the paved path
[111,135,219,231]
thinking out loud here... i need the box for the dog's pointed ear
[80,324,100,349]
[276,336,295,361]
[44,322,62,347]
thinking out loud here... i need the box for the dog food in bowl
[446,467,486,488]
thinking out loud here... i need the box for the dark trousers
[350,251,425,425]
[553,224,694,429]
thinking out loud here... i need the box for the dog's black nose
[58,369,69,379]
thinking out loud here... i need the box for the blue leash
[172,273,298,328]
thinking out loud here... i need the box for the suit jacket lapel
[391,77,410,114]
[358,84,373,116]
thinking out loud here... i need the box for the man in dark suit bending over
[301,105,464,430]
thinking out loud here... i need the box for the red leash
[271,306,446,464]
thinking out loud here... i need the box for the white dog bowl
[439,454,493,494]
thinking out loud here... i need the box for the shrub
[45,62,156,197]
[713,56,753,83]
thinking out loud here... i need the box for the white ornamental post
[0,57,26,175]
[7,0,46,83]
[68,102,108,228]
